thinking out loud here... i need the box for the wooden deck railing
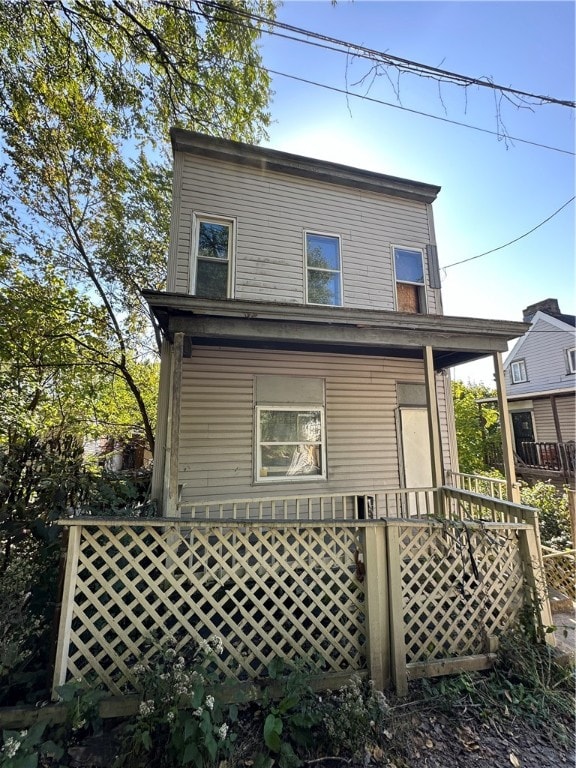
[445,470,508,500]
[542,546,576,600]
[518,441,575,474]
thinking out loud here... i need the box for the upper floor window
[510,359,528,384]
[192,215,235,299]
[567,348,576,374]
[305,232,342,306]
[394,247,426,313]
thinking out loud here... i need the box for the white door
[399,408,433,515]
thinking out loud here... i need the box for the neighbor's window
[394,247,426,313]
[256,407,325,481]
[305,232,342,306]
[192,215,234,299]
[510,359,528,384]
[567,348,576,374]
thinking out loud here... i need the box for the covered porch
[144,292,529,514]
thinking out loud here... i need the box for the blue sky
[258,0,575,384]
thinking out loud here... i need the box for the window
[192,215,234,299]
[567,348,576,374]
[256,406,325,481]
[510,359,528,384]
[305,232,342,306]
[394,247,426,313]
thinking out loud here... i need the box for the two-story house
[502,298,575,486]
[144,130,527,516]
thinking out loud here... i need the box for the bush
[520,482,572,549]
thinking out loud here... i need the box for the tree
[0,0,275,453]
[452,380,500,475]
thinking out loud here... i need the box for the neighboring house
[502,298,575,486]
[144,130,527,516]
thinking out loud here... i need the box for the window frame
[190,212,236,299]
[392,245,427,313]
[567,347,576,374]
[510,359,528,384]
[304,230,343,307]
[255,405,327,483]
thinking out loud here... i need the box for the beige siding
[173,154,440,314]
[177,347,451,504]
[533,394,576,442]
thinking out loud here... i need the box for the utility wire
[268,69,575,156]
[186,0,576,109]
[442,196,575,269]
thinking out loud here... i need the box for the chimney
[522,298,560,323]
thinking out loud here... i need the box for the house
[502,298,575,486]
[143,129,528,516]
[52,132,554,698]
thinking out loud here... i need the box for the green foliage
[321,676,389,759]
[0,434,153,706]
[255,658,323,768]
[521,482,572,549]
[419,619,575,746]
[0,0,276,452]
[113,636,237,768]
[0,720,65,768]
[452,381,500,474]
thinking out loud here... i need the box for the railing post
[52,524,82,697]
[568,489,576,548]
[386,522,408,696]
[363,522,390,690]
[518,510,554,644]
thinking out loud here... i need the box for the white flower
[166,711,175,723]
[205,695,215,711]
[217,723,229,740]
[165,648,176,660]
[193,707,203,717]
[199,638,211,654]
[19,731,27,738]
[209,635,224,655]
[3,737,21,759]
[139,700,155,716]
[134,663,146,675]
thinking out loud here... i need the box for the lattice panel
[64,523,367,695]
[544,552,576,599]
[396,524,525,663]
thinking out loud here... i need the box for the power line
[186,0,576,109]
[268,69,574,156]
[442,196,575,270]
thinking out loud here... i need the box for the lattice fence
[392,522,525,667]
[543,548,576,600]
[54,521,367,696]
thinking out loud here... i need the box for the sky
[257,0,575,385]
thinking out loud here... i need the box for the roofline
[504,309,575,368]
[477,387,575,404]
[143,291,528,369]
[170,128,441,205]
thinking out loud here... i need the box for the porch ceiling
[143,291,529,370]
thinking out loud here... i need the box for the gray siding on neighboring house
[176,346,452,504]
[505,316,575,395]
[170,153,441,314]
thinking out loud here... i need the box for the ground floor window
[256,407,325,481]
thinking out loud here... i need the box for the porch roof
[143,291,529,370]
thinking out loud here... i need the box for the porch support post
[423,346,443,489]
[163,332,184,518]
[363,522,390,690]
[550,394,563,443]
[493,352,520,503]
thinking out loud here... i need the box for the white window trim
[190,212,236,298]
[567,347,576,374]
[304,230,343,307]
[510,359,528,384]
[255,405,327,483]
[392,244,428,312]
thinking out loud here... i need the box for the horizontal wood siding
[533,395,576,442]
[506,317,575,395]
[177,347,448,504]
[173,154,440,313]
